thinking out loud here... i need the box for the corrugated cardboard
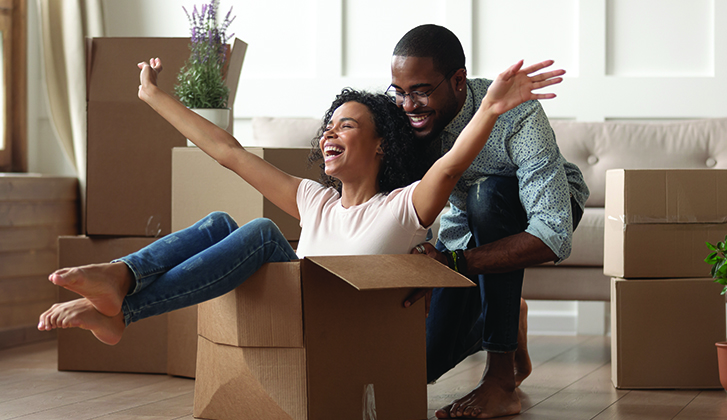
[167,146,318,378]
[194,255,475,420]
[171,147,320,240]
[85,37,246,237]
[166,305,198,378]
[611,277,726,389]
[57,235,167,373]
[604,169,727,278]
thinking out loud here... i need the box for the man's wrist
[444,249,469,276]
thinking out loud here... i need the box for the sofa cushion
[565,207,604,266]
[552,118,727,207]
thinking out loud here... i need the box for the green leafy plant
[705,234,727,295]
[174,0,235,109]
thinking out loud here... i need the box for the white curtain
[37,0,104,229]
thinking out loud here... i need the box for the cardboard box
[172,147,320,240]
[604,169,727,278]
[57,235,166,373]
[611,277,726,389]
[193,255,475,420]
[167,146,318,378]
[166,305,198,378]
[85,37,246,237]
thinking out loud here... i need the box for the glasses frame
[386,69,457,108]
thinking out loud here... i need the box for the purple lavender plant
[174,0,236,108]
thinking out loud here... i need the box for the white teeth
[409,114,427,122]
[324,145,344,156]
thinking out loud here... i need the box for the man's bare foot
[37,298,125,345]
[514,298,532,387]
[436,352,521,419]
[434,377,521,418]
[48,262,133,317]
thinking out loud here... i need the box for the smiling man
[390,25,589,419]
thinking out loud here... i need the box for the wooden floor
[1,336,726,419]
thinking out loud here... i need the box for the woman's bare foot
[37,298,125,345]
[514,298,532,387]
[48,262,133,317]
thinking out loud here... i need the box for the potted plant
[175,0,235,145]
[705,234,727,390]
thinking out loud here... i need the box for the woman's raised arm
[411,60,565,227]
[138,58,302,219]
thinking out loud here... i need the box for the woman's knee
[199,212,238,233]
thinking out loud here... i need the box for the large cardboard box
[604,169,727,278]
[172,146,320,240]
[57,235,166,373]
[611,277,726,389]
[193,255,475,420]
[85,37,246,237]
[167,146,319,378]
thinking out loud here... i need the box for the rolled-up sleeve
[507,102,573,262]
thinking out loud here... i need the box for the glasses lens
[410,92,428,107]
[385,88,402,105]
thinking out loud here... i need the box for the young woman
[38,57,564,346]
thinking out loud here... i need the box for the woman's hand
[137,57,163,103]
[482,59,565,116]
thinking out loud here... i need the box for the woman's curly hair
[308,88,428,194]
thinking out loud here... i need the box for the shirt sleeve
[383,180,429,231]
[506,101,574,263]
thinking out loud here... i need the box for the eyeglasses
[386,76,449,108]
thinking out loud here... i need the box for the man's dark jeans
[425,176,583,383]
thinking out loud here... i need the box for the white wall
[26,0,727,333]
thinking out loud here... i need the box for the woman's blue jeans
[116,212,298,326]
[425,176,583,383]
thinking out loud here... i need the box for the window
[0,0,26,172]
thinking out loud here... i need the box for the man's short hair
[393,24,466,76]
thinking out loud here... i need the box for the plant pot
[188,108,232,146]
[716,342,727,390]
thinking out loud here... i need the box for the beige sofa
[249,117,727,301]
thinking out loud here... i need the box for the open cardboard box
[193,254,475,420]
[611,277,726,389]
[56,235,166,373]
[167,146,320,378]
[85,37,246,237]
[604,169,727,278]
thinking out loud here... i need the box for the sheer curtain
[37,0,104,229]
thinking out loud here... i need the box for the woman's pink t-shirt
[295,179,428,258]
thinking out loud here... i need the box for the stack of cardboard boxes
[57,37,246,375]
[604,169,727,389]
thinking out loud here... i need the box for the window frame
[0,0,26,172]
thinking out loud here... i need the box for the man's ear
[452,68,467,92]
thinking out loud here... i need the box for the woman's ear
[376,141,384,155]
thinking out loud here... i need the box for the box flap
[305,254,475,291]
[194,336,304,420]
[87,37,190,103]
[225,38,247,105]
